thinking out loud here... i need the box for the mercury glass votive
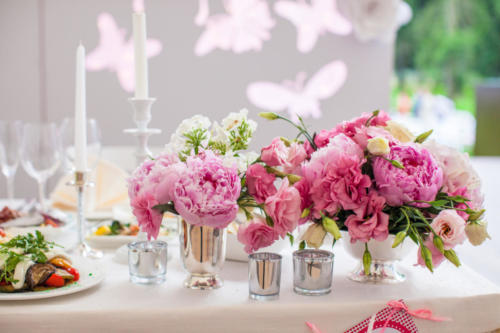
[248,252,282,300]
[293,249,334,296]
[128,241,167,284]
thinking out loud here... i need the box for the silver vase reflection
[179,219,227,289]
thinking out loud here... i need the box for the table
[0,157,499,333]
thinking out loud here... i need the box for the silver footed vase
[179,219,227,290]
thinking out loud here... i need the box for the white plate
[0,258,104,301]
[86,234,172,249]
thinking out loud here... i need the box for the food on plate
[0,231,79,292]
[94,220,140,236]
[0,206,65,228]
[0,206,22,223]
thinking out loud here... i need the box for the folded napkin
[50,159,129,213]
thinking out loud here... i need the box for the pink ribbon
[380,300,451,333]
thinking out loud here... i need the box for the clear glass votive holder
[293,249,334,296]
[248,252,282,300]
[128,240,167,285]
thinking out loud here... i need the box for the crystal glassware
[293,249,334,296]
[0,121,23,201]
[128,240,168,284]
[248,252,282,300]
[59,117,102,173]
[20,122,62,211]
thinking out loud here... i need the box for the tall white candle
[74,43,87,172]
[133,10,149,99]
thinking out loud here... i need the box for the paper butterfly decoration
[274,0,352,53]
[247,60,347,122]
[86,11,162,93]
[194,0,275,56]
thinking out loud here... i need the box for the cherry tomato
[44,218,58,228]
[65,267,80,282]
[0,228,6,237]
[45,274,65,287]
[0,280,8,286]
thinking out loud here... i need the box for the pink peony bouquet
[237,111,489,273]
[128,110,258,240]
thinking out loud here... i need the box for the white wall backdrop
[0,0,393,197]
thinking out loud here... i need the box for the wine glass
[59,118,102,173]
[0,121,23,201]
[20,122,62,211]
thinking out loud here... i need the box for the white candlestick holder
[124,97,161,167]
[67,170,103,259]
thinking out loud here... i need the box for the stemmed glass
[0,121,23,201]
[59,118,102,173]
[20,122,62,212]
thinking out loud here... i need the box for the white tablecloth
[0,156,499,333]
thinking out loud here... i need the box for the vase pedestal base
[348,260,406,284]
[184,274,223,290]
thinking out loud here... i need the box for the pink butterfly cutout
[194,0,275,56]
[86,12,162,93]
[247,60,347,122]
[274,0,352,53]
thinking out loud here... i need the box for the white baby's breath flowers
[367,137,390,156]
[222,109,258,133]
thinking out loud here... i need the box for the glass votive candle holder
[293,249,334,296]
[248,252,282,300]
[128,240,168,284]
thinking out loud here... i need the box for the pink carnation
[294,177,312,224]
[261,137,287,167]
[174,151,241,229]
[246,164,277,204]
[373,143,443,207]
[283,142,308,174]
[303,134,370,218]
[130,192,163,240]
[237,218,277,254]
[265,178,302,238]
[344,191,389,243]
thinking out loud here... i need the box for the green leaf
[299,240,306,250]
[287,233,294,246]
[390,160,405,169]
[414,129,433,143]
[321,214,342,240]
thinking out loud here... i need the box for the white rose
[367,137,390,155]
[337,0,412,43]
[385,120,415,143]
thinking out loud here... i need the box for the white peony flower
[337,0,412,43]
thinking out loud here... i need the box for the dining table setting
[1,1,500,333]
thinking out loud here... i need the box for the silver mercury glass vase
[179,219,227,289]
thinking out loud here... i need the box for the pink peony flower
[344,191,389,243]
[173,151,241,229]
[417,236,446,268]
[128,159,156,201]
[260,137,288,167]
[246,164,277,204]
[430,209,466,249]
[237,218,277,254]
[265,178,302,238]
[130,192,163,240]
[373,143,443,207]
[283,142,308,174]
[303,134,370,218]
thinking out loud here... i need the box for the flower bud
[415,129,434,144]
[301,207,311,219]
[385,120,415,143]
[433,236,445,254]
[286,174,302,184]
[367,137,390,156]
[465,221,491,246]
[392,231,407,248]
[258,112,279,120]
[420,245,434,272]
[444,249,461,267]
[301,223,327,249]
[280,137,291,147]
[322,215,341,240]
[363,247,372,275]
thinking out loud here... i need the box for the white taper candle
[133,10,149,99]
[74,43,87,172]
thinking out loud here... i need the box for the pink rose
[237,218,277,254]
[265,178,302,238]
[303,134,370,218]
[430,209,466,249]
[344,191,389,243]
[373,143,443,207]
[283,142,308,174]
[261,137,288,166]
[174,151,241,229]
[246,164,277,204]
[130,192,163,240]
